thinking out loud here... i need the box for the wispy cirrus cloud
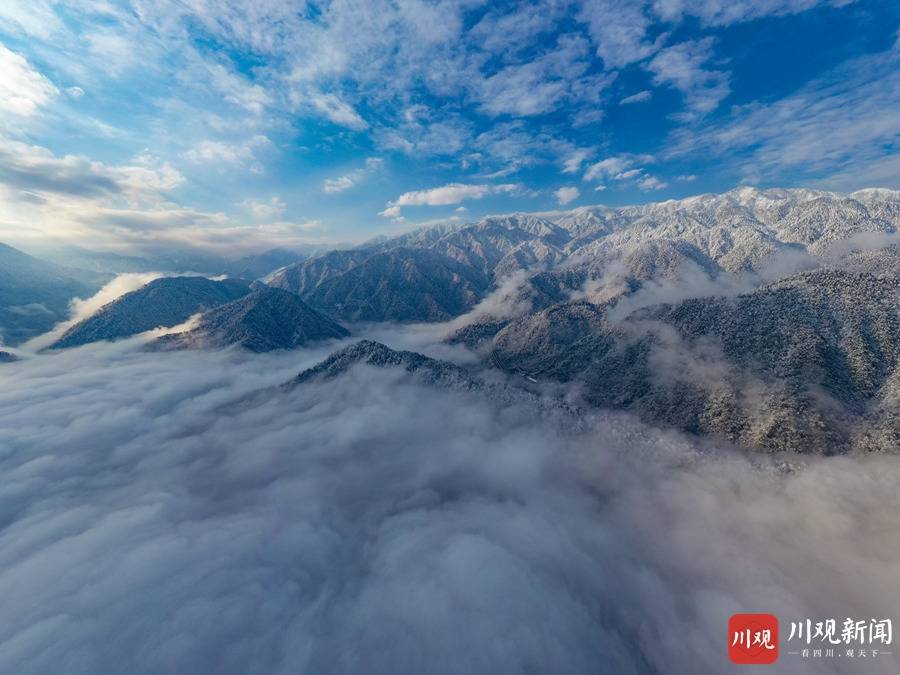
[647,38,730,116]
[577,0,659,69]
[375,117,472,158]
[323,157,383,194]
[620,89,652,104]
[562,148,594,174]
[665,41,900,189]
[475,35,610,118]
[651,0,844,27]
[307,92,368,131]
[183,135,271,173]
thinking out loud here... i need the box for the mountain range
[283,186,897,454]
[268,187,897,322]
[5,186,898,453]
[284,339,583,424]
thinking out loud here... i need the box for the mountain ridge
[0,242,106,346]
[50,276,252,349]
[268,187,898,326]
[155,285,349,352]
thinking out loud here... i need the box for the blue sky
[0,0,897,256]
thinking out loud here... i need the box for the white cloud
[241,197,286,219]
[308,92,368,130]
[323,157,384,194]
[0,2,64,40]
[583,156,634,182]
[468,122,599,178]
[375,119,472,158]
[380,183,521,217]
[637,175,668,190]
[0,139,183,200]
[583,154,663,189]
[0,42,57,118]
[184,141,245,164]
[0,139,325,255]
[577,0,659,68]
[72,206,322,255]
[206,61,271,115]
[573,111,606,131]
[577,0,834,75]
[652,0,832,27]
[183,136,271,172]
[616,168,642,180]
[620,90,652,104]
[469,3,564,56]
[479,66,569,118]
[85,30,140,76]
[323,176,354,194]
[378,204,402,219]
[554,186,580,205]
[665,42,900,189]
[647,38,730,115]
[476,35,597,117]
[398,183,516,205]
[562,148,593,174]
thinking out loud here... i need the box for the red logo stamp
[729,613,779,664]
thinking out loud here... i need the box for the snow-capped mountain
[268,187,898,325]
[489,269,899,453]
[51,277,252,349]
[268,186,900,453]
[155,284,349,352]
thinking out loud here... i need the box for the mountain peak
[50,276,251,349]
[292,340,474,387]
[154,284,349,352]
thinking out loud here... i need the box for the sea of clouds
[1,328,898,674]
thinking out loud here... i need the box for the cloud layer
[0,334,897,674]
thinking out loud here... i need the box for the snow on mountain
[154,285,349,352]
[50,277,251,349]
